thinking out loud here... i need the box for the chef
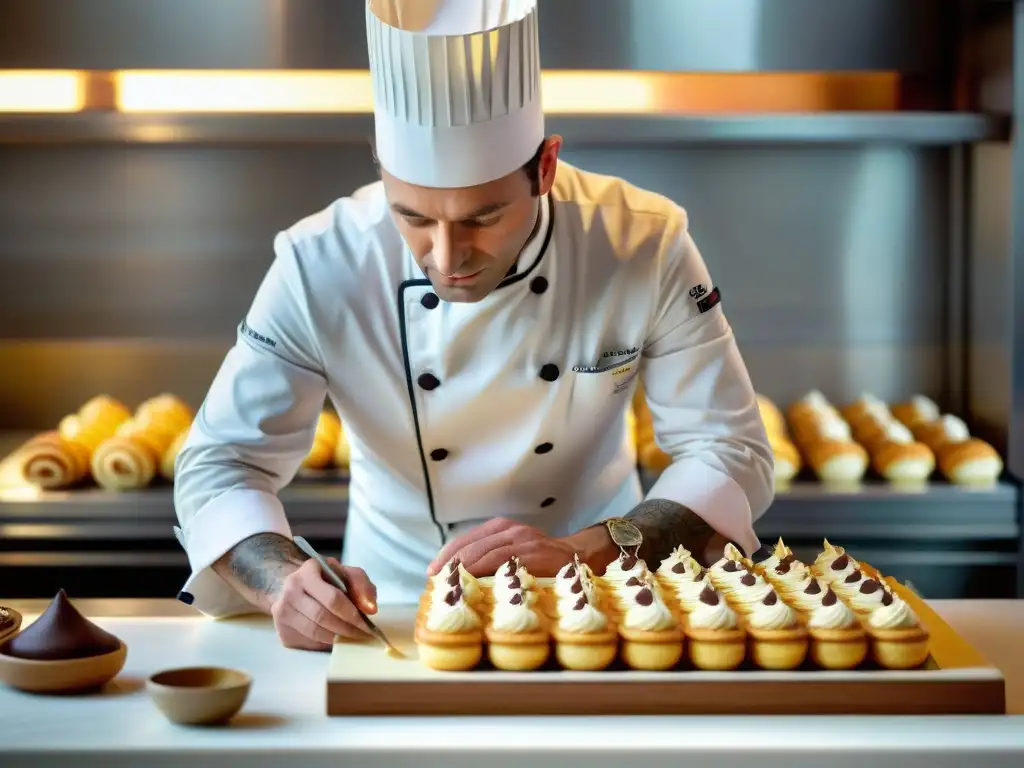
[172,0,774,651]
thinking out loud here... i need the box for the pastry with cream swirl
[727,571,777,614]
[865,592,930,669]
[768,556,811,592]
[601,550,648,589]
[745,591,809,670]
[806,588,868,669]
[783,575,825,612]
[617,586,683,670]
[414,585,484,671]
[845,578,892,615]
[551,592,618,671]
[656,545,701,588]
[683,586,746,670]
[484,590,550,671]
[673,566,713,613]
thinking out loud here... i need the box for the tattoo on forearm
[218,532,307,598]
[625,498,716,567]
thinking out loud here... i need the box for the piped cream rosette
[841,393,935,482]
[787,390,868,483]
[903,405,1003,486]
[757,393,802,484]
[20,395,132,490]
[91,394,193,491]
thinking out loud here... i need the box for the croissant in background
[160,427,191,481]
[906,407,1003,486]
[20,395,132,489]
[842,393,934,483]
[303,410,341,470]
[91,394,194,491]
[787,390,868,484]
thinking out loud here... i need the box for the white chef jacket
[172,160,774,617]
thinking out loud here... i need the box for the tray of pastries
[326,539,1005,716]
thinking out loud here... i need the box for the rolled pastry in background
[303,410,341,470]
[891,394,942,431]
[913,414,1003,486]
[787,390,868,484]
[20,395,132,489]
[91,394,194,491]
[841,393,935,483]
[757,393,801,484]
[159,427,191,481]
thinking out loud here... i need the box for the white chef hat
[365,0,544,189]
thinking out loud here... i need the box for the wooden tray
[326,578,1005,716]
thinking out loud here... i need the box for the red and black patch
[697,286,721,313]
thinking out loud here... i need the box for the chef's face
[381,137,561,303]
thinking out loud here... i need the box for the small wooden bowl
[0,608,22,644]
[147,666,252,726]
[0,640,127,693]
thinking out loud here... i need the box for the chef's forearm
[212,532,307,613]
[625,498,721,567]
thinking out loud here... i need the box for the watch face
[607,519,643,548]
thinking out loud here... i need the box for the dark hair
[370,137,547,194]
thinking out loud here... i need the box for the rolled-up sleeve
[173,231,328,616]
[640,210,774,557]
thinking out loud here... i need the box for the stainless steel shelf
[0,478,1017,543]
[0,112,1009,146]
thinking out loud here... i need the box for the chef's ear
[535,135,562,196]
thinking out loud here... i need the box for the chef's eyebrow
[390,201,511,220]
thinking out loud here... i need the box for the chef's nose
[431,222,466,275]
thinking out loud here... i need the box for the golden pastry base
[325,577,1005,716]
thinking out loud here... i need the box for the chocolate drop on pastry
[775,560,793,575]
[762,590,779,606]
[671,561,688,574]
[830,554,850,571]
[822,588,838,607]
[803,578,822,595]
[844,569,862,584]
[780,553,797,566]
[443,588,460,606]
[510,592,524,606]
[635,587,654,606]
[881,590,894,606]
[722,561,742,573]
[859,579,881,594]
[750,544,772,564]
[448,558,461,572]
[5,589,120,661]
[446,569,460,587]
[699,586,719,606]
[740,573,757,587]
[504,558,517,577]
[573,594,588,611]
[508,575,522,590]
[692,566,705,581]
[625,576,642,587]
[620,552,638,571]
[563,564,576,579]
[570,578,583,594]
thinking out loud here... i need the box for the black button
[530,276,548,294]
[421,293,439,310]
[539,364,559,382]
[535,442,553,454]
[430,448,449,461]
[176,591,194,605]
[540,497,556,508]
[417,373,440,390]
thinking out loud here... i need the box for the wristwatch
[602,517,643,550]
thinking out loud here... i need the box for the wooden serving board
[326,578,1005,716]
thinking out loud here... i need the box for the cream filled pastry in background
[91,394,194,491]
[757,393,802,484]
[910,412,1003,487]
[787,390,868,484]
[842,393,935,483]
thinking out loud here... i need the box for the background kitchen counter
[0,598,1022,767]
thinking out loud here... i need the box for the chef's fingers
[330,560,378,615]
[302,570,373,637]
[276,622,331,652]
[428,517,518,574]
[457,528,535,575]
[272,593,343,645]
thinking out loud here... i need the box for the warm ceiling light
[112,70,899,115]
[0,71,87,112]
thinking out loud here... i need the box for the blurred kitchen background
[0,0,1021,600]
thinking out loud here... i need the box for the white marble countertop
[1,598,1022,768]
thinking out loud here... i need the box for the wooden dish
[0,608,22,644]
[0,639,127,693]
[147,666,252,726]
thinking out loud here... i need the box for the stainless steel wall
[0,0,952,72]
[0,143,952,429]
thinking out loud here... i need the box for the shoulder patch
[696,286,721,314]
[240,318,278,348]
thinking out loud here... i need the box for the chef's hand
[426,517,619,578]
[271,557,378,651]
